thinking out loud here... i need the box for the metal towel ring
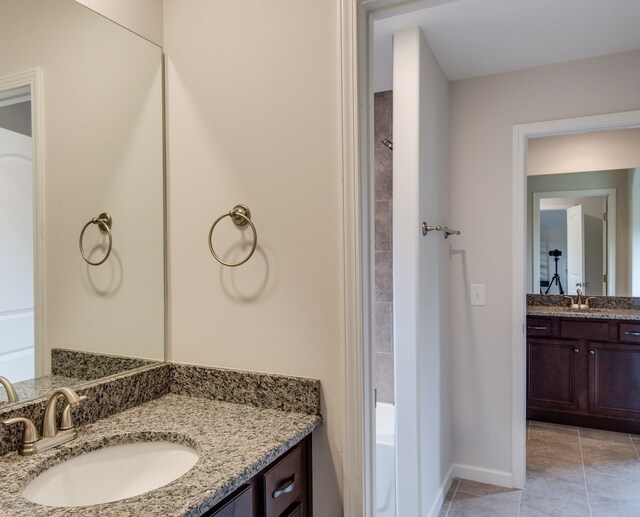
[79,212,113,266]
[208,204,257,267]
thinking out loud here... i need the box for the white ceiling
[373,0,640,91]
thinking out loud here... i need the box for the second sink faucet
[0,376,18,404]
[3,387,87,456]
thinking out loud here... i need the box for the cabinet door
[527,338,581,411]
[204,484,253,517]
[589,342,640,419]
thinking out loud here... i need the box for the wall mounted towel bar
[208,204,257,267]
[79,212,113,266]
[422,223,460,239]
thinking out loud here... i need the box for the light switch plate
[470,284,486,306]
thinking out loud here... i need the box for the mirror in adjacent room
[527,128,640,297]
[0,0,164,406]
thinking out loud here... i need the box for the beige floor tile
[525,467,587,495]
[530,420,579,432]
[444,478,460,501]
[579,427,634,445]
[590,493,640,517]
[447,491,520,517]
[580,438,640,472]
[585,468,640,500]
[519,489,591,517]
[527,427,582,462]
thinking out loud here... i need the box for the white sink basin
[22,441,199,507]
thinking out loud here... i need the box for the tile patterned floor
[438,421,640,516]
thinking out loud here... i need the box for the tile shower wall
[374,91,394,404]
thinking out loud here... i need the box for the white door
[0,126,34,383]
[566,204,584,295]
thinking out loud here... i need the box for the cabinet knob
[590,350,595,355]
[573,348,579,353]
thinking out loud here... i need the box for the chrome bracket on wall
[422,223,460,239]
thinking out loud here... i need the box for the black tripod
[544,254,564,294]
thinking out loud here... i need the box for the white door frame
[532,188,616,296]
[342,0,460,514]
[0,69,43,377]
[512,109,640,489]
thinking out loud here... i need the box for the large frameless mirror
[0,0,164,406]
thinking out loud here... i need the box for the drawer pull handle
[528,326,548,330]
[273,475,296,499]
[624,331,640,337]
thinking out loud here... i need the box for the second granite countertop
[527,305,640,320]
[0,393,321,516]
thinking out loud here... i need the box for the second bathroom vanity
[526,298,640,433]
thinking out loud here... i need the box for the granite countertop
[527,305,640,321]
[0,393,321,516]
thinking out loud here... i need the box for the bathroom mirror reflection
[0,0,164,406]
[527,129,640,297]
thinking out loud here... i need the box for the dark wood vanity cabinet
[527,317,640,433]
[201,436,312,517]
[588,341,640,420]
[527,337,581,411]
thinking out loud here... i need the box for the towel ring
[79,212,113,266]
[208,204,257,267]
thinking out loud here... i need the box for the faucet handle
[59,395,88,431]
[3,417,40,453]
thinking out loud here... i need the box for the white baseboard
[427,464,455,517]
[451,463,513,488]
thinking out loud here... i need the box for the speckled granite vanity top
[527,305,640,320]
[526,294,640,320]
[0,363,322,516]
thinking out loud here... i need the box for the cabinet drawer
[264,443,305,517]
[619,323,640,344]
[526,318,553,337]
[561,320,608,341]
[282,502,302,517]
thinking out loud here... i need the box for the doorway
[532,189,615,297]
[513,109,640,489]
[0,71,42,384]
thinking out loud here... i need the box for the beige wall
[449,49,640,480]
[162,1,343,514]
[0,0,165,369]
[528,128,640,176]
[75,0,163,46]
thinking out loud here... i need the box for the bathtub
[376,403,396,517]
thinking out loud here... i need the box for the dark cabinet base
[527,316,640,434]
[527,408,640,434]
[201,435,312,517]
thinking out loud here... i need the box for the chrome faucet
[2,387,87,456]
[0,376,18,404]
